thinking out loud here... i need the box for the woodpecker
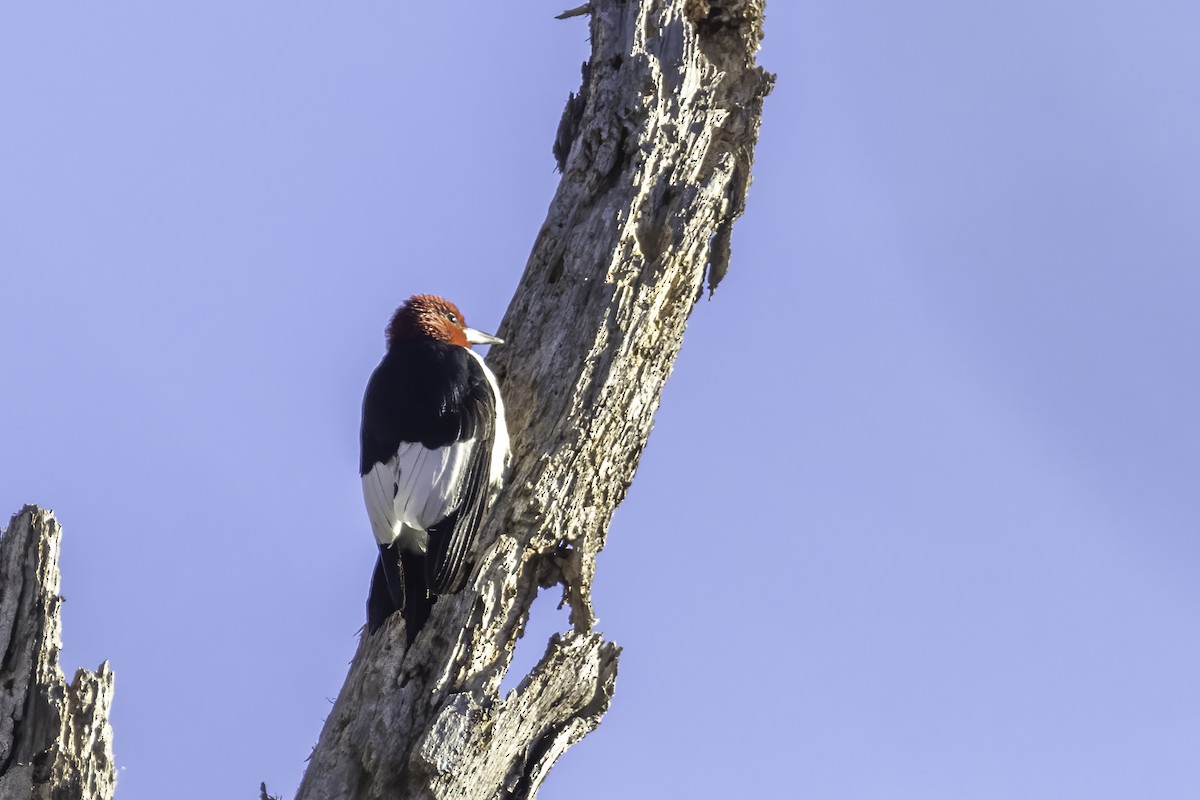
[359,294,509,643]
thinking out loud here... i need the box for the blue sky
[2,3,1198,798]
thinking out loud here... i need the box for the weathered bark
[296,2,772,799]
[0,507,116,800]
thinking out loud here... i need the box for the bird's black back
[359,339,493,474]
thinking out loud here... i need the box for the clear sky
[2,3,1198,799]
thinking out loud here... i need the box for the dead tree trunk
[296,2,772,798]
[0,507,116,800]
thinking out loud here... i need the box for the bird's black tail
[367,543,434,645]
[401,553,434,645]
[367,544,402,633]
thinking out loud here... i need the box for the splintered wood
[0,507,116,800]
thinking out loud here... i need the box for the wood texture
[296,1,773,798]
[0,507,116,800]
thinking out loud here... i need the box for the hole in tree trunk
[500,587,572,698]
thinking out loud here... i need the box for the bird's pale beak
[464,327,504,346]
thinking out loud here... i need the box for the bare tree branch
[555,4,592,21]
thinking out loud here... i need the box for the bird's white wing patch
[362,460,402,546]
[361,440,477,548]
[398,441,463,534]
[363,442,475,548]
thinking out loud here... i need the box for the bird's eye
[445,312,459,325]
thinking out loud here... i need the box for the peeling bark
[0,507,116,800]
[297,1,772,798]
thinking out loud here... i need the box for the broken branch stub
[0,506,116,800]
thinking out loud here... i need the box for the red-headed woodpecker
[360,294,509,643]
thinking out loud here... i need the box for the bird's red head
[385,294,504,350]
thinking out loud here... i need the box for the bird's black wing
[424,356,497,594]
